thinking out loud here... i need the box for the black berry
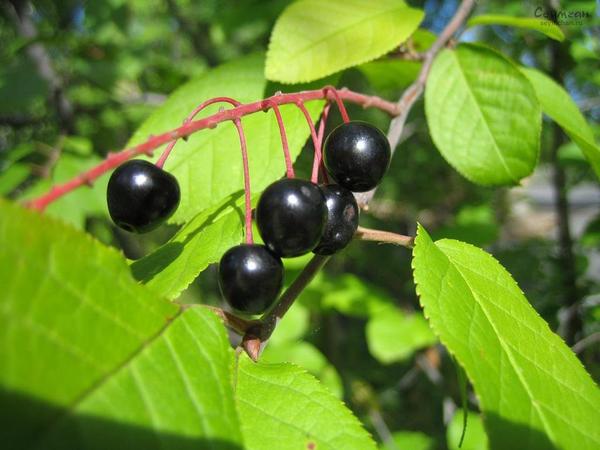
[313,184,359,255]
[107,160,180,233]
[256,178,327,257]
[323,121,391,192]
[218,244,284,314]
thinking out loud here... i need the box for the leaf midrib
[34,306,183,445]
[450,50,519,183]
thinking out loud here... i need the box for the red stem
[323,86,350,123]
[316,102,331,184]
[25,88,399,211]
[262,99,294,178]
[295,101,321,183]
[156,97,241,169]
[231,118,253,244]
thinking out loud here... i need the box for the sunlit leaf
[236,355,376,450]
[412,225,600,450]
[521,67,600,180]
[425,44,541,185]
[266,0,423,83]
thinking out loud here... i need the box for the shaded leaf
[358,59,421,96]
[468,15,564,41]
[366,306,436,364]
[381,431,435,450]
[0,163,30,195]
[320,274,394,317]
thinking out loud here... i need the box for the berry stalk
[232,117,254,244]
[295,101,322,183]
[156,97,241,169]
[261,99,294,178]
[25,88,399,211]
[316,102,331,183]
[322,85,350,123]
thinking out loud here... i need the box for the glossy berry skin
[256,178,327,258]
[107,160,180,233]
[218,244,284,315]
[323,121,391,192]
[313,184,359,255]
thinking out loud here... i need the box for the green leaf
[131,194,245,300]
[425,44,541,185]
[447,410,489,450]
[358,59,421,96]
[520,67,600,179]
[366,306,436,364]
[265,0,423,83]
[236,355,376,450]
[320,274,394,317]
[268,302,310,345]
[432,204,499,246]
[468,15,564,41]
[0,163,30,195]
[0,199,178,445]
[0,58,48,115]
[412,225,600,450]
[22,152,110,228]
[129,53,323,224]
[262,341,344,398]
[1,199,374,449]
[381,431,434,450]
[38,308,243,449]
[261,303,344,397]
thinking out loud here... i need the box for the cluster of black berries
[106,120,390,316]
[219,121,390,315]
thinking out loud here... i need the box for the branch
[209,225,415,361]
[0,114,44,128]
[571,332,600,354]
[355,0,476,208]
[354,226,414,248]
[201,305,259,336]
[242,254,331,361]
[25,88,399,211]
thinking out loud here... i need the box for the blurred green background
[1,1,598,449]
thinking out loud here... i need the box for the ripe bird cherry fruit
[313,184,359,255]
[256,178,327,257]
[218,244,284,314]
[323,121,391,192]
[107,160,180,233]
